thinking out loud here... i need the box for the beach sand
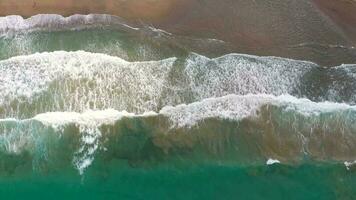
[0,0,355,66]
[0,0,182,20]
[313,0,356,43]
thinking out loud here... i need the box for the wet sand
[313,0,356,43]
[0,0,356,66]
[154,0,356,66]
[0,0,182,20]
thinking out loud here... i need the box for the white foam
[0,50,317,119]
[33,109,159,175]
[266,158,281,165]
[0,118,17,122]
[147,26,173,36]
[35,109,124,175]
[160,94,270,127]
[184,53,316,100]
[0,14,139,37]
[33,109,158,175]
[160,94,356,127]
[34,109,132,128]
[28,94,356,172]
[326,64,356,103]
[0,49,175,174]
[3,91,356,129]
[0,51,176,117]
[2,51,356,124]
[344,161,356,170]
[1,93,356,174]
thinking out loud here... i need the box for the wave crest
[1,94,356,174]
[0,14,138,37]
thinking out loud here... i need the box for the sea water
[0,14,356,199]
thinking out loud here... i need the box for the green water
[0,113,356,199]
[0,162,355,200]
[0,28,228,62]
[0,29,184,61]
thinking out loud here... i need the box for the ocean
[0,14,356,199]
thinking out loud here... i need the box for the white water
[344,161,356,170]
[1,93,356,173]
[266,159,281,165]
[0,51,325,119]
[185,53,315,99]
[0,14,138,37]
[0,51,176,117]
[0,13,355,177]
[0,48,355,174]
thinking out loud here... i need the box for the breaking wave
[0,14,139,37]
[1,94,356,174]
[1,51,356,119]
[1,20,356,175]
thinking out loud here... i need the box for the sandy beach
[0,0,355,66]
[0,0,182,20]
[313,0,356,43]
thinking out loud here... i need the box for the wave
[0,26,187,63]
[185,53,315,99]
[1,94,356,174]
[0,14,139,37]
[0,14,231,63]
[0,51,177,118]
[2,51,356,119]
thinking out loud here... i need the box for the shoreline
[0,0,182,21]
[1,0,356,66]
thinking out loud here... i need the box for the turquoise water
[0,163,355,200]
[0,14,356,199]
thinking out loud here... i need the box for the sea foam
[0,51,176,118]
[0,14,138,37]
[0,51,321,119]
[1,94,356,174]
